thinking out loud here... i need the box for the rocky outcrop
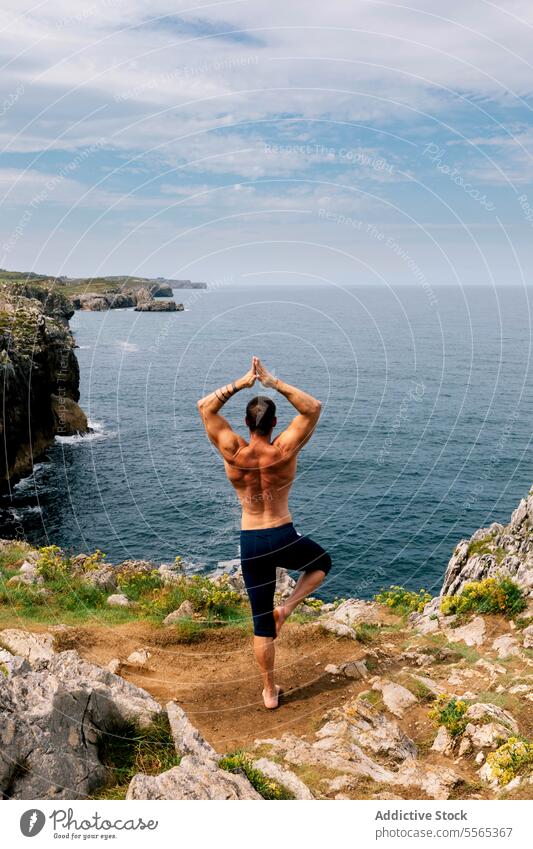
[125,700,260,799]
[0,282,88,487]
[134,299,182,312]
[441,491,533,596]
[74,288,183,312]
[73,292,136,310]
[0,630,162,799]
[126,755,261,800]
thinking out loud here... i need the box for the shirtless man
[197,356,332,709]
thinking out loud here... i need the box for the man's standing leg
[253,637,280,708]
[240,543,281,709]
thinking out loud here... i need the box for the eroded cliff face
[440,490,533,597]
[0,282,87,488]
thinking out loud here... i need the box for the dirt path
[57,620,375,751]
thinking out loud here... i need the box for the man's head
[246,395,277,436]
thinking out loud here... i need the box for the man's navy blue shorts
[240,521,332,639]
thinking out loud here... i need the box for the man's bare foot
[273,605,288,636]
[262,684,282,709]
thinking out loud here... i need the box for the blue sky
[1,1,533,285]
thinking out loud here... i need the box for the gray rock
[441,489,533,596]
[464,721,511,749]
[320,619,356,639]
[166,701,217,761]
[0,642,162,799]
[431,726,454,755]
[126,754,261,800]
[465,703,519,733]
[134,300,180,312]
[18,560,43,584]
[329,698,418,761]
[275,567,296,601]
[46,650,162,728]
[252,757,313,799]
[125,648,152,669]
[492,634,520,659]
[522,624,533,649]
[82,566,117,592]
[329,599,381,627]
[0,629,55,667]
[163,600,194,624]
[106,593,133,608]
[371,679,418,717]
[445,616,487,647]
[341,659,368,679]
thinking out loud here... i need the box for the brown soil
[54,620,377,751]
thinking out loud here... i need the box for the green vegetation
[440,577,526,619]
[466,534,507,565]
[93,714,180,800]
[0,542,247,635]
[218,751,294,799]
[374,585,431,615]
[116,562,163,601]
[428,695,468,737]
[410,679,436,703]
[486,737,533,786]
[354,622,380,643]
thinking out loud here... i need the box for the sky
[1,0,533,286]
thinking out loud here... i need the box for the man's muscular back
[197,356,322,530]
[224,438,298,529]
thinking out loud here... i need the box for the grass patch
[354,622,380,643]
[0,540,32,573]
[442,640,482,664]
[92,714,180,800]
[218,751,294,799]
[410,679,436,703]
[0,545,246,634]
[358,689,384,709]
[374,585,431,615]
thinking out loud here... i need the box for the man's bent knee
[305,550,332,576]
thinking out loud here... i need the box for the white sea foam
[116,341,139,352]
[13,463,45,492]
[55,419,116,445]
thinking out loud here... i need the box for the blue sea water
[3,284,532,600]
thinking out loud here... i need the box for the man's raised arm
[196,361,256,459]
[253,357,321,453]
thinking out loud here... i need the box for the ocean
[3,283,532,600]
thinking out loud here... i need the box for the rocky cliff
[0,490,532,800]
[0,282,88,488]
[72,286,184,312]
